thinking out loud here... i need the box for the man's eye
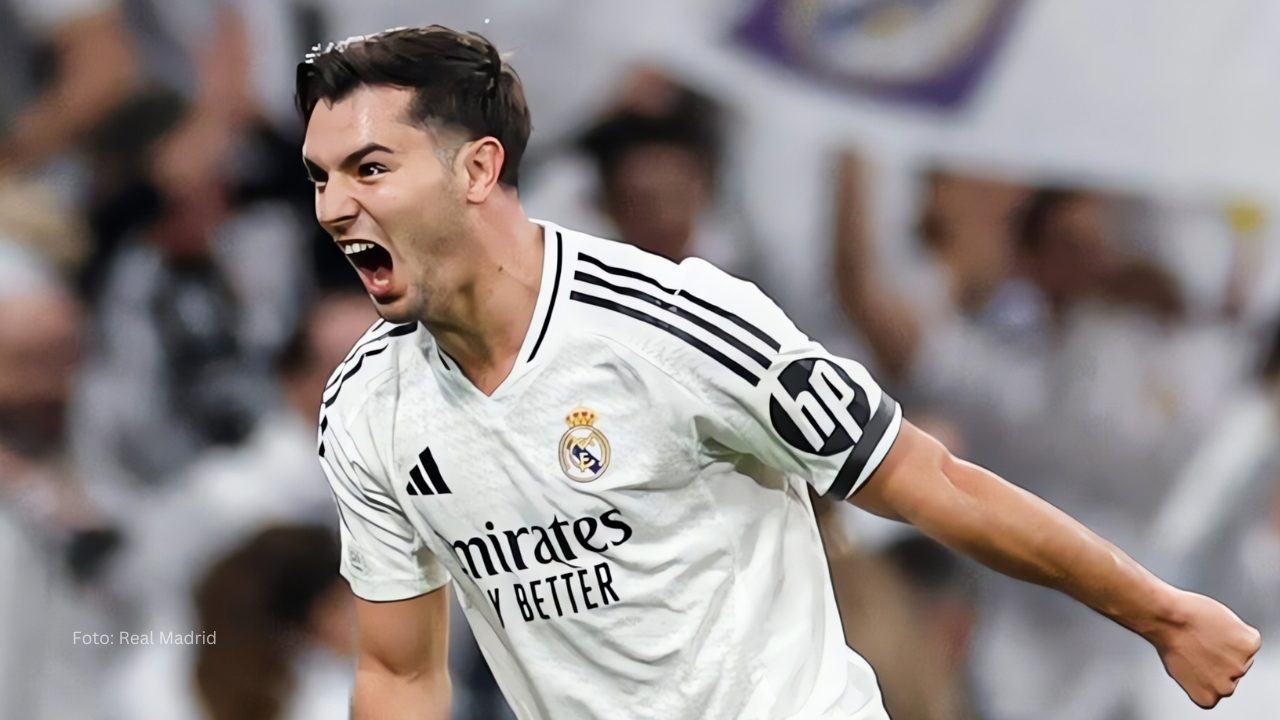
[359,163,388,178]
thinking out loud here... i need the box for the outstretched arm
[352,587,452,720]
[851,420,1262,709]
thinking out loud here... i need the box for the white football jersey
[318,220,902,720]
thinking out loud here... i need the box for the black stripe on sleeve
[570,291,759,386]
[325,321,387,391]
[324,322,418,391]
[358,488,410,518]
[333,500,354,536]
[527,231,563,362]
[321,459,415,544]
[827,393,899,500]
[577,252,781,351]
[322,346,389,407]
[575,271,771,369]
[322,443,411,522]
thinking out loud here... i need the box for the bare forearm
[857,422,1260,709]
[352,666,451,720]
[916,451,1177,636]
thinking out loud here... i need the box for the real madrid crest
[559,406,611,482]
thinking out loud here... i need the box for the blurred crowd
[1,1,1278,720]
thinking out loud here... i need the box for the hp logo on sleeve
[768,358,871,455]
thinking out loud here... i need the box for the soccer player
[298,26,1260,720]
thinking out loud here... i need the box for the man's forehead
[302,85,421,160]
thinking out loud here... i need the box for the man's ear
[461,137,506,203]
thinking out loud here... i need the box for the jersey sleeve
[679,258,903,499]
[318,405,449,601]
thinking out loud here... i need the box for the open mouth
[338,240,396,299]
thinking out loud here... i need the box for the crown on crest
[565,407,597,428]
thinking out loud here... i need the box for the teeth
[341,242,376,255]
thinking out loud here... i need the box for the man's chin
[370,294,421,325]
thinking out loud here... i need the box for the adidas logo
[406,447,452,496]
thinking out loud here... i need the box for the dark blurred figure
[106,524,355,720]
[73,95,311,520]
[820,490,979,720]
[579,86,722,262]
[915,168,1026,319]
[832,152,1247,720]
[1017,189,1187,324]
[108,290,373,617]
[195,525,353,720]
[80,0,326,299]
[876,535,980,720]
[0,239,117,719]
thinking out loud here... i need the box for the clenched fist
[1147,590,1262,708]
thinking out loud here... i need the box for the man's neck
[427,215,545,395]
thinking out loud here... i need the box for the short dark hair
[295,25,532,188]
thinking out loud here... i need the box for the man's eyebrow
[302,157,326,181]
[302,143,395,179]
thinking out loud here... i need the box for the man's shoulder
[557,226,787,391]
[558,224,780,323]
[558,229,690,356]
[320,319,425,424]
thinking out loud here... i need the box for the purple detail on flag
[733,0,1024,109]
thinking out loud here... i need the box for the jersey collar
[429,218,566,399]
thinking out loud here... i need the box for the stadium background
[1,0,1277,718]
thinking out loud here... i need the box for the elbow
[356,651,449,686]
[354,658,452,716]
[896,433,971,527]
[355,650,450,702]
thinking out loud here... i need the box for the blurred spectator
[79,0,321,300]
[72,123,310,518]
[878,535,980,720]
[108,524,354,720]
[114,0,316,209]
[834,152,1243,518]
[819,508,978,720]
[914,168,1027,320]
[108,290,374,616]
[577,86,727,262]
[195,525,353,720]
[526,69,761,279]
[831,151,1254,720]
[0,239,116,719]
[0,0,137,174]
